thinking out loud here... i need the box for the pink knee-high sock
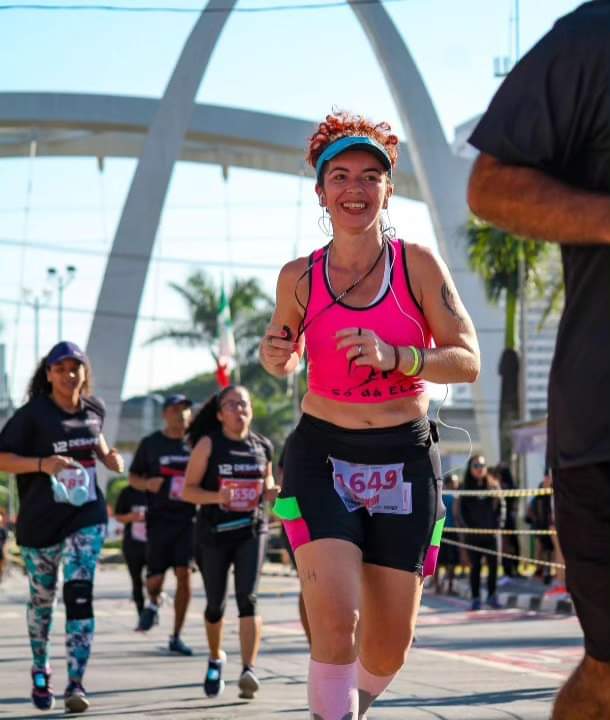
[356,658,400,718]
[308,659,358,720]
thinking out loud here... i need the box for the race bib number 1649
[329,456,411,516]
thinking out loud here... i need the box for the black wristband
[390,345,400,373]
[418,348,426,375]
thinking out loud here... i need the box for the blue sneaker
[31,668,55,710]
[168,635,192,656]
[137,604,159,632]
[203,657,225,698]
[471,598,482,611]
[487,594,502,609]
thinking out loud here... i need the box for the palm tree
[148,272,273,368]
[467,217,552,463]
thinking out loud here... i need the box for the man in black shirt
[129,394,194,655]
[467,3,610,717]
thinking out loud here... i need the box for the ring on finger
[357,344,363,355]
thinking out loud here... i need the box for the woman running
[182,385,278,701]
[114,483,147,624]
[259,110,480,719]
[0,341,124,713]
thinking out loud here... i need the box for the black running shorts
[554,462,610,662]
[274,413,445,575]
[146,519,193,577]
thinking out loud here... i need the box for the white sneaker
[238,668,260,699]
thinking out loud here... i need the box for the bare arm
[181,436,228,506]
[406,245,480,384]
[0,452,77,476]
[259,258,307,378]
[96,433,124,473]
[468,153,610,246]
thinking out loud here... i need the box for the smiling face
[317,149,393,235]
[46,358,86,401]
[217,386,253,438]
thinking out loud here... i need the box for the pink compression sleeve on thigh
[356,658,399,717]
[308,659,358,719]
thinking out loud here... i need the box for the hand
[260,323,298,373]
[41,455,78,476]
[133,510,146,522]
[335,327,396,372]
[217,486,234,505]
[263,485,280,503]
[146,477,164,494]
[104,448,124,473]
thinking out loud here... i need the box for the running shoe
[487,594,502,609]
[31,668,55,711]
[136,604,159,632]
[238,667,260,699]
[203,657,225,698]
[168,635,193,656]
[64,681,89,713]
[470,598,481,611]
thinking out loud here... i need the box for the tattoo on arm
[441,282,461,320]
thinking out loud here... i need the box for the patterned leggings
[21,524,105,681]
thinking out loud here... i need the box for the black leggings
[123,540,147,615]
[467,537,497,600]
[197,532,266,624]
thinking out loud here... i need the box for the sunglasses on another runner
[220,399,250,411]
[472,462,486,470]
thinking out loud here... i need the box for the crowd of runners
[1,5,610,717]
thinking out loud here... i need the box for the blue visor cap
[46,341,88,367]
[315,136,392,184]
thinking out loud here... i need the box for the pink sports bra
[304,239,432,404]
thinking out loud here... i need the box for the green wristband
[404,346,421,376]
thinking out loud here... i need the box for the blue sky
[0,0,582,402]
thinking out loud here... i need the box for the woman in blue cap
[0,341,124,713]
[260,111,480,719]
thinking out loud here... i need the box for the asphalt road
[0,564,583,719]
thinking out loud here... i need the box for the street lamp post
[47,265,77,341]
[23,289,51,363]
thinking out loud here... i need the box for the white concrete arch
[0,0,503,458]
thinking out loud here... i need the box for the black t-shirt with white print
[197,429,273,542]
[129,430,194,528]
[0,394,108,548]
[469,1,610,468]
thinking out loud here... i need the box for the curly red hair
[306,110,399,177]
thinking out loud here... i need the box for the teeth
[343,202,365,209]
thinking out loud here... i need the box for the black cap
[162,393,193,411]
[46,341,88,367]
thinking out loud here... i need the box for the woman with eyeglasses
[459,456,503,610]
[259,110,480,719]
[0,341,124,713]
[182,385,278,701]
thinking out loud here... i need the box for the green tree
[152,271,299,456]
[148,272,273,367]
[467,217,552,463]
